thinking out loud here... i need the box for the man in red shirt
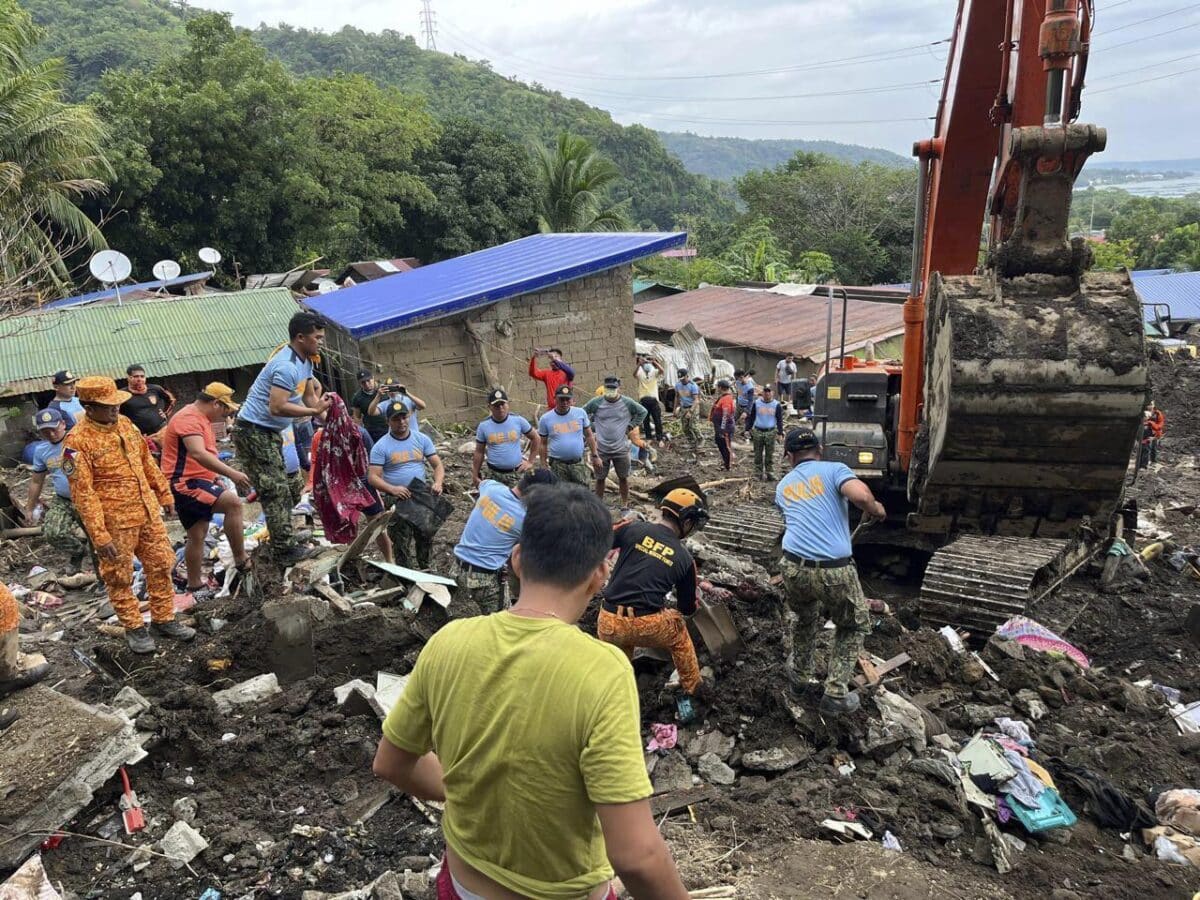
[160,383,253,601]
[709,379,737,471]
[528,347,576,407]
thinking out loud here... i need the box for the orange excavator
[817,0,1148,630]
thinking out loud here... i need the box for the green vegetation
[0,0,111,293]
[1073,188,1200,271]
[535,132,630,233]
[658,132,911,181]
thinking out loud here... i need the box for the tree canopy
[535,132,630,234]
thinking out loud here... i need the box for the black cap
[716,378,731,390]
[488,388,509,405]
[357,369,372,381]
[52,370,78,385]
[677,368,688,377]
[762,383,773,392]
[784,428,820,454]
[554,384,573,399]
[518,468,559,492]
[387,403,410,419]
[603,375,621,388]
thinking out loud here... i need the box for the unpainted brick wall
[359,267,635,426]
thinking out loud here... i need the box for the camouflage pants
[451,558,506,615]
[779,558,869,698]
[549,458,593,487]
[234,425,304,554]
[751,429,777,476]
[43,495,94,567]
[486,467,523,489]
[387,515,433,571]
[678,408,701,450]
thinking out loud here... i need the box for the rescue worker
[583,376,648,507]
[472,389,540,488]
[710,379,736,471]
[528,347,576,407]
[775,428,886,714]
[0,583,51,730]
[1141,401,1166,468]
[48,370,84,424]
[368,403,445,569]
[24,408,95,571]
[64,377,195,654]
[537,385,601,486]
[734,370,757,434]
[745,383,785,481]
[451,469,558,614]
[673,369,702,459]
[234,311,332,564]
[634,355,666,446]
[598,489,710,722]
[160,383,253,602]
[367,378,429,432]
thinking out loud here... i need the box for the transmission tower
[419,0,437,51]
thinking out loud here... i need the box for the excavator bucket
[909,269,1147,537]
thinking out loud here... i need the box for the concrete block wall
[360,266,635,426]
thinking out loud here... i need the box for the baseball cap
[387,403,410,419]
[203,381,240,410]
[716,378,731,390]
[677,368,688,377]
[554,384,573,399]
[488,388,509,405]
[356,369,373,382]
[33,408,65,429]
[762,383,774,392]
[603,375,621,388]
[52,370,78,386]
[784,428,820,454]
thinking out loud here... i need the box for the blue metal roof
[1133,270,1200,322]
[43,272,213,309]
[305,232,687,340]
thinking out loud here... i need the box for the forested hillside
[658,132,910,181]
[23,0,733,228]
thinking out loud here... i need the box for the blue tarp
[43,272,213,309]
[306,232,686,340]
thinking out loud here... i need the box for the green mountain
[658,132,911,181]
[23,0,733,228]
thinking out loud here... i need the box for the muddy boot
[150,619,196,643]
[0,661,51,700]
[819,691,861,716]
[275,544,317,566]
[125,627,156,655]
[0,707,17,730]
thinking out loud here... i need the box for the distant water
[1095,174,1200,198]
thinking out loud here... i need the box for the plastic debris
[1170,700,1200,735]
[821,819,872,840]
[994,616,1090,668]
[881,831,902,851]
[874,689,927,749]
[646,723,678,752]
[1006,787,1077,833]
[0,853,63,900]
[938,626,965,654]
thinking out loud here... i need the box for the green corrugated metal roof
[0,288,300,396]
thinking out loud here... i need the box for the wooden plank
[312,581,354,615]
[857,654,881,686]
[336,511,393,576]
[649,785,718,817]
[852,652,910,687]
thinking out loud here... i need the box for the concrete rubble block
[874,689,928,750]
[684,729,735,763]
[697,752,736,786]
[651,750,695,794]
[262,598,316,683]
[159,820,209,869]
[212,673,282,715]
[111,686,151,719]
[172,796,198,824]
[333,679,386,719]
[0,685,149,871]
[741,747,805,773]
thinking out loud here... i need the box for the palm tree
[534,132,631,233]
[0,0,111,293]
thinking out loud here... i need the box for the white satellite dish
[152,259,181,281]
[317,279,337,294]
[198,247,222,266]
[88,250,132,285]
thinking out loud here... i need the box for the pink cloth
[995,616,1090,668]
[646,723,678,752]
[312,393,377,544]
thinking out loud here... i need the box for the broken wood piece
[852,652,910,687]
[649,785,718,817]
[339,783,396,826]
[416,582,452,609]
[0,527,42,539]
[410,796,441,825]
[359,584,412,605]
[404,584,427,611]
[697,478,747,491]
[857,654,881,685]
[336,511,393,576]
[288,551,341,586]
[311,581,354,615]
[689,887,737,899]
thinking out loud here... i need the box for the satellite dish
[198,247,222,266]
[152,259,181,281]
[88,250,132,285]
[317,280,336,294]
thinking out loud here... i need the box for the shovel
[690,596,743,661]
[118,767,144,834]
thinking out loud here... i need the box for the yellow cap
[203,382,240,410]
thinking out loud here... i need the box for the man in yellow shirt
[373,485,688,900]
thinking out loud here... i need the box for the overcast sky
[205,0,1198,162]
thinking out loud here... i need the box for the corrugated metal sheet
[0,288,300,395]
[42,272,213,309]
[634,285,905,361]
[306,232,687,340]
[1133,270,1200,322]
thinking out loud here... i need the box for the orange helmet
[660,488,709,532]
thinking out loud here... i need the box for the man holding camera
[367,378,429,433]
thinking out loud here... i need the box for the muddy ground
[3,355,1200,899]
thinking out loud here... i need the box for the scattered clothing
[312,394,379,544]
[646,723,678,752]
[994,616,1090,668]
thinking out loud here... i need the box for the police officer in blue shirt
[451,468,558,613]
[24,408,95,571]
[48,370,84,425]
[537,385,600,486]
[368,403,445,570]
[775,428,886,715]
[471,389,541,489]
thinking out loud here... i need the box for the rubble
[211,673,282,714]
[159,820,209,869]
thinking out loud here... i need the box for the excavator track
[704,504,783,556]
[918,534,1094,634]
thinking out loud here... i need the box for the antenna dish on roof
[88,250,132,285]
[198,247,222,266]
[152,259,181,281]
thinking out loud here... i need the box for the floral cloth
[312,393,378,544]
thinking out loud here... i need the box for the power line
[1090,49,1200,81]
[1095,19,1200,51]
[508,78,943,105]
[1089,62,1200,93]
[1096,2,1200,34]
[419,0,437,51]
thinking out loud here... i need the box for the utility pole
[419,0,437,51]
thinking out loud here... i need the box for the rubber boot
[150,619,196,642]
[0,631,50,699]
[819,691,861,716]
[125,627,156,655]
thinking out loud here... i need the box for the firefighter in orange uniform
[64,376,195,654]
[1,583,51,730]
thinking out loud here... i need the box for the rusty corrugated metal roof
[0,288,300,396]
[633,285,906,361]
